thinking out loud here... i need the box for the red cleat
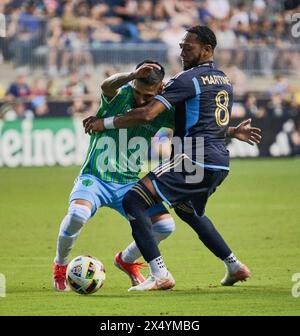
[114,252,146,286]
[53,263,70,292]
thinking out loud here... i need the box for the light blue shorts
[69,174,168,218]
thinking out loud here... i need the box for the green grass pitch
[0,159,300,316]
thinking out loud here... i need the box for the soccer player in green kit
[53,60,261,291]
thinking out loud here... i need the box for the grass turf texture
[0,158,299,316]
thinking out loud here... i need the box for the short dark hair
[187,25,217,50]
[135,60,165,85]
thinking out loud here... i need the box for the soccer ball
[66,255,106,295]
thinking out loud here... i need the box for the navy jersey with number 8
[154,61,233,170]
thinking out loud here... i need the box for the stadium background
[0,0,300,316]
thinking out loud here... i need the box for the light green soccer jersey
[81,84,174,184]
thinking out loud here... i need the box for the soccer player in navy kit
[84,26,262,291]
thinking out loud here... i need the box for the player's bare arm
[83,100,166,134]
[101,63,162,98]
[83,112,262,147]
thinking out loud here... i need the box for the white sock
[54,204,91,265]
[121,217,175,263]
[121,241,144,264]
[149,256,168,278]
[223,253,242,273]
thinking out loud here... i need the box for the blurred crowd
[0,66,300,121]
[0,0,299,74]
[0,0,300,147]
[0,67,100,120]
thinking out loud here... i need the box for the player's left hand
[83,116,105,134]
[234,118,262,145]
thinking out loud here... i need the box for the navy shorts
[148,154,229,217]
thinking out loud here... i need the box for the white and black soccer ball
[66,255,105,294]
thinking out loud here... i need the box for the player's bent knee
[153,217,175,238]
[72,199,93,210]
[68,203,91,223]
[60,203,92,237]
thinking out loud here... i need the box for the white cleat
[128,272,175,292]
[221,264,251,286]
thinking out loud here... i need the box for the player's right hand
[83,116,105,134]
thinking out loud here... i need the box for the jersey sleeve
[154,73,198,110]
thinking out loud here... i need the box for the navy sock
[122,182,161,262]
[175,206,231,260]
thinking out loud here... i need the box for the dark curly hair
[187,25,217,50]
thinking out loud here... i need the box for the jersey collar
[197,61,215,68]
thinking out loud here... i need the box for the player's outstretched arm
[227,118,262,145]
[101,63,161,98]
[83,100,166,134]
